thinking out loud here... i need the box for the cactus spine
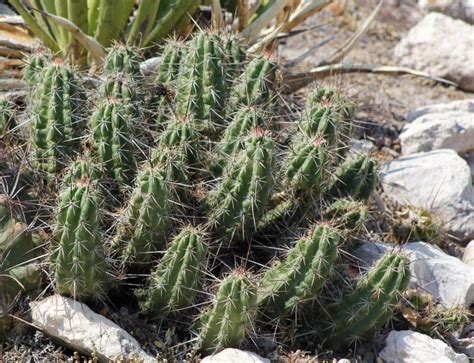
[211,106,267,175]
[325,198,368,231]
[321,251,410,346]
[143,227,207,315]
[258,224,339,317]
[89,97,137,185]
[29,59,84,175]
[51,159,109,299]
[103,43,141,78]
[23,47,51,87]
[0,98,16,134]
[198,270,257,354]
[175,32,227,135]
[229,55,277,110]
[285,135,330,192]
[328,153,378,200]
[113,163,173,267]
[207,129,274,241]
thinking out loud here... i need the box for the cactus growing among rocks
[197,269,257,354]
[29,59,84,176]
[23,47,52,87]
[319,251,410,347]
[175,32,227,135]
[328,153,378,200]
[51,159,109,300]
[258,224,340,317]
[142,227,207,316]
[229,55,278,111]
[89,97,137,185]
[207,128,275,242]
[113,162,174,267]
[211,106,268,175]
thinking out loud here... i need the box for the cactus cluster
[1,30,408,357]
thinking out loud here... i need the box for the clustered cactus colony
[0,30,411,356]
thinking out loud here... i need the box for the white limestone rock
[29,295,154,363]
[406,99,474,122]
[201,348,270,363]
[353,241,474,308]
[379,330,469,363]
[400,111,474,154]
[350,139,376,154]
[394,13,474,92]
[380,149,474,241]
[418,0,474,24]
[462,240,474,267]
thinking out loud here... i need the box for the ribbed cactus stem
[113,163,173,266]
[328,153,378,200]
[90,97,137,185]
[103,43,141,79]
[143,227,207,315]
[207,128,275,241]
[51,159,109,300]
[285,135,331,192]
[175,32,227,135]
[23,46,51,87]
[229,54,277,110]
[211,106,268,175]
[300,87,354,142]
[154,41,183,126]
[258,224,340,317]
[158,115,201,166]
[321,251,410,347]
[325,198,368,231]
[198,269,257,354]
[29,59,84,175]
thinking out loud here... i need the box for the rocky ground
[1,0,474,362]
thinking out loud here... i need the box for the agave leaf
[38,9,105,64]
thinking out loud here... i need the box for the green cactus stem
[285,134,331,192]
[23,46,51,87]
[89,97,137,185]
[103,43,142,79]
[211,106,268,175]
[51,159,109,300]
[325,198,368,232]
[198,269,257,354]
[327,153,378,200]
[229,54,277,110]
[29,59,84,176]
[258,224,339,317]
[143,227,207,316]
[113,163,173,267]
[207,128,275,242]
[321,251,410,347]
[175,32,228,136]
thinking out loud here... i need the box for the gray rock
[30,295,154,363]
[380,149,474,241]
[406,99,474,122]
[394,13,474,92]
[400,111,474,154]
[418,0,474,24]
[201,348,270,363]
[353,241,474,308]
[379,330,469,363]
[466,152,474,179]
[350,139,376,154]
[462,240,474,267]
